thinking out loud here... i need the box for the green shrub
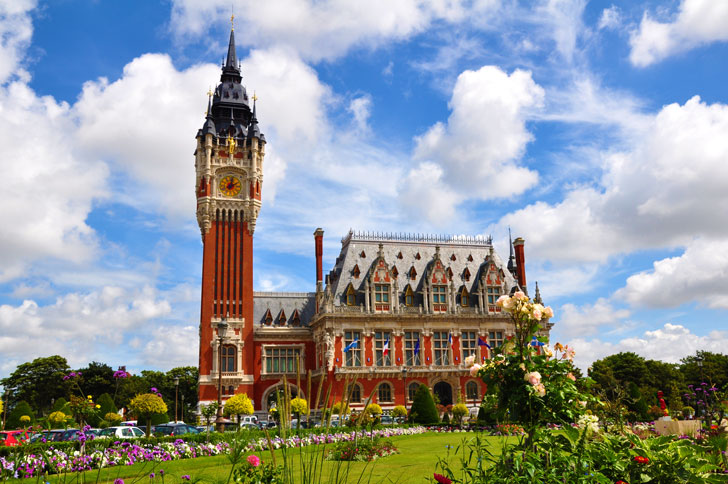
[409,384,439,424]
[7,401,34,429]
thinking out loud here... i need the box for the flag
[343,339,359,352]
[413,339,420,354]
[478,337,491,349]
[382,337,390,357]
[448,333,453,348]
[530,336,545,347]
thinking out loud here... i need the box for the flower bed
[0,427,427,479]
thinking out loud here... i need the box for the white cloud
[0,0,34,83]
[598,5,621,31]
[568,323,728,370]
[501,96,728,264]
[555,298,630,338]
[142,324,198,367]
[348,95,372,134]
[403,66,543,223]
[169,0,500,62]
[618,238,728,309]
[630,0,728,67]
[0,286,171,369]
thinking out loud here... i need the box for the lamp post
[215,317,229,433]
[174,377,180,423]
[181,393,185,423]
[402,367,408,413]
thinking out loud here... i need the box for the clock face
[219,175,242,197]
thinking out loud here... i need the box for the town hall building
[195,27,551,417]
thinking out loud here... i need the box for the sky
[1,0,728,379]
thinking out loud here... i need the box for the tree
[452,403,468,426]
[128,393,167,437]
[105,412,122,426]
[7,401,34,429]
[52,397,68,411]
[223,394,254,423]
[49,411,69,428]
[681,352,728,389]
[409,384,439,424]
[1,356,70,416]
[590,353,648,392]
[97,393,117,417]
[200,402,219,427]
[391,405,407,419]
[77,362,114,399]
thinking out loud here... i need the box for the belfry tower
[195,23,265,403]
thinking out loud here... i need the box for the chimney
[314,228,324,288]
[513,237,527,294]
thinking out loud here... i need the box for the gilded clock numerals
[219,175,241,197]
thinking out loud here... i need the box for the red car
[0,430,30,447]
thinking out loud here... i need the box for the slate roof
[253,292,316,327]
[325,231,519,308]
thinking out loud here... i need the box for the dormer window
[446,267,453,280]
[397,251,403,259]
[415,252,421,260]
[450,254,457,261]
[467,254,474,262]
[360,250,366,258]
[487,286,501,312]
[463,267,471,282]
[409,266,417,279]
[352,264,360,278]
[290,309,301,327]
[404,285,414,307]
[461,287,469,307]
[263,309,273,326]
[432,285,447,312]
[346,284,356,306]
[392,266,399,278]
[278,310,287,325]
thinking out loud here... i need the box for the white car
[97,426,145,439]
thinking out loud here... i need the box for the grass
[11,432,511,484]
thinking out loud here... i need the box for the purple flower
[149,472,155,478]
[114,370,129,379]
[114,479,125,484]
[159,470,164,476]
[181,476,190,481]
[150,387,158,393]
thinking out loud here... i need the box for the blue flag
[448,333,453,348]
[343,339,359,352]
[413,339,420,354]
[530,336,545,347]
[478,337,491,349]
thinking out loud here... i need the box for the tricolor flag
[382,337,390,357]
[448,333,453,349]
[478,337,491,349]
[413,339,420,355]
[343,339,359,352]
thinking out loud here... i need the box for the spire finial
[230,5,235,31]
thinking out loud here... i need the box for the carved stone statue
[325,333,335,371]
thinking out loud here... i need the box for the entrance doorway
[433,381,453,406]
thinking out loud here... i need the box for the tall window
[487,286,501,312]
[347,383,362,403]
[460,287,469,307]
[404,331,420,366]
[408,382,419,402]
[466,381,479,401]
[264,347,302,374]
[378,382,393,403]
[432,285,447,312]
[222,345,236,372]
[344,330,362,367]
[488,331,504,348]
[374,284,390,311]
[374,331,391,366]
[433,331,450,366]
[461,331,477,362]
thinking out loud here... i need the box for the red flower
[633,456,649,464]
[615,481,629,484]
[433,473,453,484]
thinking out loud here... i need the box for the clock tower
[195,24,265,403]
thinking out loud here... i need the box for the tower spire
[507,227,517,276]
[225,27,238,71]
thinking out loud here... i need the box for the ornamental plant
[105,412,123,426]
[290,397,308,424]
[471,292,597,441]
[409,384,440,424]
[331,401,351,416]
[49,411,68,427]
[128,393,167,436]
[451,403,468,426]
[391,405,407,419]
[223,393,254,423]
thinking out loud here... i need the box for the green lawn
[24,433,510,484]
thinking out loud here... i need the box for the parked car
[153,423,201,437]
[97,426,146,439]
[380,415,393,425]
[240,415,258,426]
[257,420,277,429]
[0,430,30,447]
[29,430,65,443]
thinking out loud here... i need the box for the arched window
[404,285,414,307]
[466,381,479,401]
[346,284,356,306]
[347,383,362,403]
[222,345,236,372]
[378,383,393,403]
[408,382,420,402]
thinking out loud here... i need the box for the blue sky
[1,0,728,378]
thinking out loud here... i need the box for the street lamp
[697,355,704,382]
[215,316,229,433]
[174,377,180,423]
[402,367,408,413]
[181,393,185,423]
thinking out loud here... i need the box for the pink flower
[495,295,509,307]
[542,306,554,318]
[567,372,576,381]
[513,290,526,300]
[247,455,260,467]
[531,308,542,320]
[534,383,546,397]
[524,371,541,385]
[469,364,482,377]
[563,346,575,361]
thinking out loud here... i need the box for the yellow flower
[87,395,92,399]
[95,404,101,408]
